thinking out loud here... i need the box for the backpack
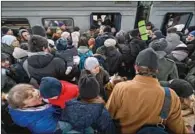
[78,50,93,70]
[137,87,171,134]
[8,59,30,84]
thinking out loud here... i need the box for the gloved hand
[65,66,72,75]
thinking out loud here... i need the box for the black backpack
[8,59,30,84]
[137,87,171,134]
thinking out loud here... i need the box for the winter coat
[165,33,183,54]
[186,66,195,89]
[129,37,147,62]
[80,67,110,100]
[60,99,116,134]
[48,80,79,109]
[55,50,74,68]
[97,45,122,75]
[27,52,68,84]
[106,75,188,134]
[94,32,115,53]
[167,54,189,79]
[8,104,60,134]
[187,39,195,58]
[156,52,179,81]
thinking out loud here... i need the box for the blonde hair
[7,84,34,109]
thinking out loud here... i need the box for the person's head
[135,48,159,77]
[73,26,80,32]
[88,38,95,48]
[116,30,126,44]
[2,35,19,47]
[1,53,11,68]
[1,26,13,35]
[78,74,100,99]
[151,30,165,40]
[28,35,49,52]
[7,84,43,109]
[130,29,140,38]
[149,38,168,51]
[61,31,70,39]
[146,22,154,30]
[104,38,117,47]
[103,25,111,33]
[59,22,66,31]
[186,31,195,42]
[56,38,68,50]
[169,79,194,107]
[39,77,62,100]
[78,36,88,47]
[19,29,30,41]
[20,42,29,50]
[84,57,100,75]
[171,43,189,62]
[185,26,195,35]
[32,25,47,37]
[167,27,177,34]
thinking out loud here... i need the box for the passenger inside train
[1,14,195,134]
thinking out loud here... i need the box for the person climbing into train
[106,48,188,134]
[186,30,195,59]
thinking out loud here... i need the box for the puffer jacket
[27,52,67,84]
[60,99,116,134]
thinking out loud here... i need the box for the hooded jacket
[27,52,67,84]
[165,33,183,54]
[187,39,195,58]
[8,104,59,134]
[48,81,79,109]
[186,66,195,89]
[60,99,116,134]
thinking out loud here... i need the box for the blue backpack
[137,87,171,134]
[78,50,93,70]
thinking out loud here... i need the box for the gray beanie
[18,29,28,37]
[136,48,159,70]
[84,57,99,71]
[149,38,168,51]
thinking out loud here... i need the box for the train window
[42,18,74,30]
[90,13,121,32]
[161,12,193,35]
[1,18,30,29]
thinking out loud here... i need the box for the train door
[90,13,121,32]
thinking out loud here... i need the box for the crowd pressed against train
[1,17,195,134]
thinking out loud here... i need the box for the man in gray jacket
[149,38,179,81]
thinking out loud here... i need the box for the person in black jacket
[27,35,71,84]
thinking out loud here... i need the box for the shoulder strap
[160,87,171,120]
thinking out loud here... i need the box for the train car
[2,1,195,33]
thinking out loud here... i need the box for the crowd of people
[1,21,195,134]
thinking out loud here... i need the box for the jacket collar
[133,75,159,86]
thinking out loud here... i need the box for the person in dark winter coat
[27,35,70,84]
[166,44,190,79]
[39,77,79,109]
[186,31,195,58]
[93,25,115,53]
[149,38,179,81]
[60,74,116,134]
[80,57,110,101]
[96,38,122,75]
[185,62,195,89]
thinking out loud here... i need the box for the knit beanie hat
[169,79,194,98]
[153,30,165,39]
[171,44,189,62]
[56,38,67,50]
[136,48,159,70]
[2,35,17,46]
[39,77,62,99]
[32,25,47,37]
[173,43,188,52]
[84,57,99,71]
[78,74,100,99]
[104,38,116,47]
[189,30,195,37]
[1,26,10,35]
[149,38,168,51]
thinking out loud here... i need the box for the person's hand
[65,66,72,75]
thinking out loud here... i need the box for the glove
[65,66,72,75]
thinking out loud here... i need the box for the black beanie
[170,79,194,98]
[78,74,100,99]
[1,26,10,35]
[32,25,47,38]
[39,77,62,99]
